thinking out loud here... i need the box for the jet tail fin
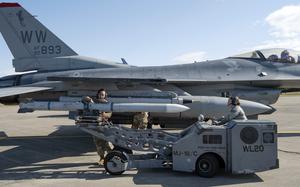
[0,3,77,60]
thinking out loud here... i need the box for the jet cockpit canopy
[230,48,300,63]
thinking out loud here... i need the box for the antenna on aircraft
[121,58,128,64]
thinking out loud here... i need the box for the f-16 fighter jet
[3,3,299,127]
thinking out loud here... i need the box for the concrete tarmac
[0,96,300,186]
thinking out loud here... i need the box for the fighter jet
[2,3,299,127]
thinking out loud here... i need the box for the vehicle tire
[196,154,219,178]
[104,151,128,175]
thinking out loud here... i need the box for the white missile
[59,96,192,104]
[19,101,190,113]
[59,96,273,117]
[178,96,275,118]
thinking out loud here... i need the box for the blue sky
[1,0,300,76]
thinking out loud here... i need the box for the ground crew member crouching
[214,96,247,125]
[132,112,149,129]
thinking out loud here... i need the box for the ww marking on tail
[20,30,47,43]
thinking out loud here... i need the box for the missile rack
[75,109,279,177]
[76,109,179,174]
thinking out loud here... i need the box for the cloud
[253,38,300,51]
[172,51,207,64]
[254,4,300,50]
[266,5,300,38]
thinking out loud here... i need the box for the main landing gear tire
[104,151,128,175]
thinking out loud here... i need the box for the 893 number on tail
[35,45,61,55]
[40,45,61,54]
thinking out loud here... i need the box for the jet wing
[167,78,300,89]
[48,76,300,90]
[0,86,52,98]
[48,76,167,84]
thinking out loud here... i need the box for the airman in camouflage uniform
[94,88,113,165]
[83,88,113,165]
[214,96,247,125]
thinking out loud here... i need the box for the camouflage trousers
[131,122,147,129]
[132,112,148,129]
[93,136,112,160]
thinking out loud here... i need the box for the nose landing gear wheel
[104,151,128,175]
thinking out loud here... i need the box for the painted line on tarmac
[278,131,300,134]
[279,149,300,155]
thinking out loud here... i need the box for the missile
[59,95,273,118]
[177,96,275,118]
[18,101,190,113]
[59,96,193,104]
